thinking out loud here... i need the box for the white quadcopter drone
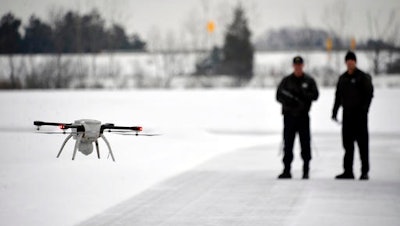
[34,119,156,161]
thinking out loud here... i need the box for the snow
[0,88,399,226]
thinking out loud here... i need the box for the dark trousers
[283,114,311,171]
[342,113,370,174]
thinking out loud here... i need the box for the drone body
[34,119,144,161]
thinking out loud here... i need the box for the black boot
[302,162,309,179]
[278,171,292,179]
[278,166,292,179]
[360,174,369,180]
[335,172,355,179]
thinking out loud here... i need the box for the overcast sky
[1,0,399,43]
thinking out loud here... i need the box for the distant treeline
[0,10,146,54]
[255,27,399,51]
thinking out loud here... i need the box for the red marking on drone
[59,124,66,130]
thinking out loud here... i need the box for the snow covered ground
[0,88,399,226]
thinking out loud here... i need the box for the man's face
[293,63,304,76]
[346,59,356,72]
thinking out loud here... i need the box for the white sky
[1,0,399,43]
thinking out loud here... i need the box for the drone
[34,119,155,162]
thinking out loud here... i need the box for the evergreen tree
[0,13,22,88]
[53,11,80,53]
[0,10,146,54]
[23,15,54,53]
[0,12,22,54]
[107,24,130,50]
[129,34,146,51]
[81,10,106,53]
[221,5,253,84]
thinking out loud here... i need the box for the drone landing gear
[101,135,115,162]
[72,134,83,161]
[95,141,100,159]
[57,134,73,158]
[56,134,116,162]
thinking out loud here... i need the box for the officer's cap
[293,56,304,64]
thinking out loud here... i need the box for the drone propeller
[135,134,162,136]
[104,130,144,133]
[35,131,80,135]
[113,133,162,136]
[0,126,35,133]
[105,129,161,136]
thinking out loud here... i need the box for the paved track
[77,133,400,226]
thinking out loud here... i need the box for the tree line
[0,10,146,54]
[255,27,400,52]
[0,4,255,89]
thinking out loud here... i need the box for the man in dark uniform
[276,56,319,179]
[332,51,374,180]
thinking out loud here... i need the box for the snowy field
[0,88,400,226]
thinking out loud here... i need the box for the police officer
[276,56,319,179]
[332,51,374,180]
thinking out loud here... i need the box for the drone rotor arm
[33,121,85,132]
[34,121,71,127]
[100,125,143,133]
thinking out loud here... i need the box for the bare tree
[146,26,163,87]
[183,9,204,51]
[322,0,350,74]
[367,9,400,74]
[48,6,68,88]
[130,59,145,88]
[101,0,130,84]
[161,30,182,88]
[47,7,87,88]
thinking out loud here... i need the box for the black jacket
[276,73,319,116]
[332,68,374,117]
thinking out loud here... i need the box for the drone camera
[79,141,94,155]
